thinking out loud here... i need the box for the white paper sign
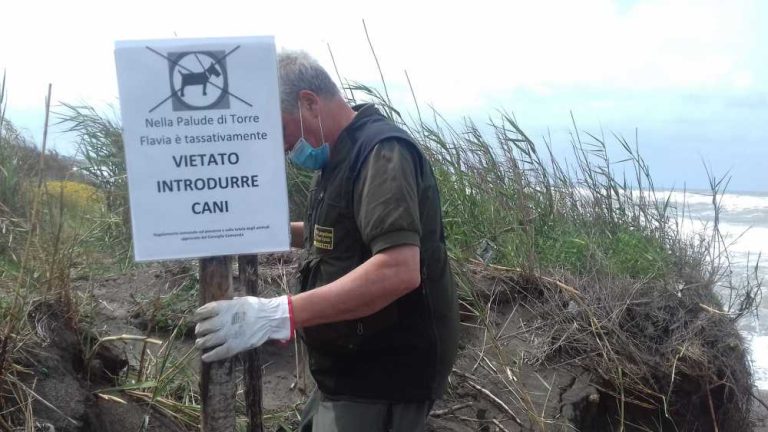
[114,36,290,261]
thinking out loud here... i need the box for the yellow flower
[45,181,103,212]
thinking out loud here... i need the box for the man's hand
[192,295,293,362]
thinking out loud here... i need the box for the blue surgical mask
[289,137,329,170]
[288,100,329,171]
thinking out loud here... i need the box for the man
[193,50,458,431]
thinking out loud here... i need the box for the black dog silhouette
[179,62,221,97]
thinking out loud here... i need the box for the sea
[665,189,768,389]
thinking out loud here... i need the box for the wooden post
[199,256,236,431]
[238,255,264,432]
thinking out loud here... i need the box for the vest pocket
[296,256,400,355]
[301,311,398,355]
[296,256,357,353]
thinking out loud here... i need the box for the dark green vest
[296,105,458,402]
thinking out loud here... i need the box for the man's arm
[191,244,420,362]
[290,222,304,249]
[291,244,420,328]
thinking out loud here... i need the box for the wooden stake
[199,256,235,431]
[238,255,264,432]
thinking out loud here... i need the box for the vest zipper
[310,190,325,243]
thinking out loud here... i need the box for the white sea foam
[664,191,768,213]
[747,335,768,390]
[715,224,768,256]
[671,191,768,259]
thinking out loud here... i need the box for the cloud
[2,0,765,191]
[2,0,762,112]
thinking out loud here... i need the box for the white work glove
[192,295,293,362]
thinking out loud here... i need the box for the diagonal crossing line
[145,45,252,111]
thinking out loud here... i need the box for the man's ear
[298,90,321,118]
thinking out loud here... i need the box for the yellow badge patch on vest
[314,225,334,250]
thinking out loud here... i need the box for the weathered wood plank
[238,254,264,432]
[199,256,235,432]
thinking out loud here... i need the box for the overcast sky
[2,0,766,191]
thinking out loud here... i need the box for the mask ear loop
[318,112,325,144]
[298,99,305,139]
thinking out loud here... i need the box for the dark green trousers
[298,392,432,432]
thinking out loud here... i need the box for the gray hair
[277,50,341,113]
